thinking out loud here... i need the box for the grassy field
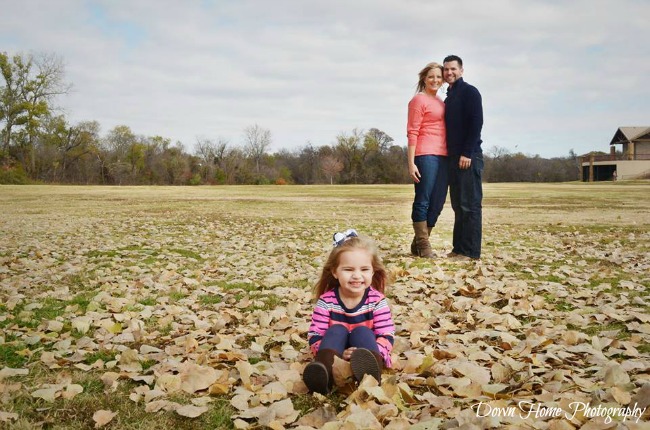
[0,183,649,429]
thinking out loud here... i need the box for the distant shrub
[188,173,202,185]
[275,178,287,185]
[0,165,30,184]
[214,169,227,185]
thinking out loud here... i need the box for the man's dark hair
[443,55,463,66]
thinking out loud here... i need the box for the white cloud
[1,0,648,157]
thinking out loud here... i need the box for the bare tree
[320,155,343,185]
[243,124,271,174]
[195,136,229,182]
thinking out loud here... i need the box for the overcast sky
[2,0,648,158]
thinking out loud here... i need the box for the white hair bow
[332,229,358,247]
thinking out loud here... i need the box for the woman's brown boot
[411,225,433,256]
[413,221,435,258]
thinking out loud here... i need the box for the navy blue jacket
[444,77,483,158]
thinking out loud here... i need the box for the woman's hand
[409,163,421,183]
[343,347,357,361]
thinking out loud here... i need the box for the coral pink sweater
[407,93,447,156]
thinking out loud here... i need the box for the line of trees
[1,51,580,185]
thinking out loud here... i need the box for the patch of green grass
[200,399,236,429]
[248,356,264,365]
[589,277,625,289]
[0,342,29,367]
[262,294,282,309]
[169,291,188,303]
[292,393,324,417]
[139,296,157,306]
[568,322,631,339]
[407,260,433,269]
[69,292,95,312]
[7,374,235,430]
[543,295,576,311]
[86,249,118,258]
[638,343,650,354]
[79,377,105,395]
[63,273,91,289]
[141,359,156,371]
[554,301,575,312]
[538,274,565,284]
[143,256,157,265]
[35,298,68,319]
[217,281,258,292]
[16,298,67,329]
[159,323,173,336]
[84,349,116,365]
[169,248,204,260]
[199,294,223,305]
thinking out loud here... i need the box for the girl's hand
[343,347,357,361]
[409,163,420,183]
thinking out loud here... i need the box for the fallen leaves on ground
[0,185,648,428]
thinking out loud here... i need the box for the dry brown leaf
[235,360,254,387]
[602,362,630,387]
[332,355,353,387]
[259,381,288,403]
[100,371,120,391]
[608,386,632,404]
[342,404,382,429]
[230,392,253,411]
[0,367,29,379]
[180,363,220,393]
[0,411,19,423]
[156,373,182,393]
[175,404,209,418]
[31,387,59,402]
[61,384,84,400]
[258,398,299,427]
[145,400,180,413]
[630,383,650,410]
[92,410,117,428]
[209,382,230,395]
[452,361,491,385]
[432,349,456,360]
[295,405,338,428]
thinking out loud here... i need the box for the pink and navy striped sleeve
[368,289,395,366]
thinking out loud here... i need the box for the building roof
[610,127,650,145]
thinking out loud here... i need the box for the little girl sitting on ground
[303,229,395,394]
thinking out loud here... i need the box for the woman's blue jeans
[318,325,379,354]
[411,155,448,227]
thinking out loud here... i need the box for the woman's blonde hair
[313,235,388,299]
[416,62,443,93]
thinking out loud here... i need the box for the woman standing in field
[407,62,448,258]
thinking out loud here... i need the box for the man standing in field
[443,55,484,260]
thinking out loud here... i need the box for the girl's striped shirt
[307,287,395,367]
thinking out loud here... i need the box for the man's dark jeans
[448,152,483,258]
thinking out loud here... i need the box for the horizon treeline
[1,51,580,185]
